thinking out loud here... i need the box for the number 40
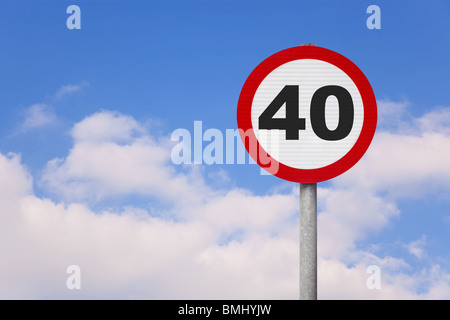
[258,85,354,141]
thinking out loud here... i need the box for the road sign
[237,46,377,183]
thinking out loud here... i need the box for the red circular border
[237,46,377,183]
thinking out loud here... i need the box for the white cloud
[335,108,450,198]
[314,106,450,299]
[2,110,302,299]
[21,104,56,131]
[3,105,450,299]
[54,81,89,100]
[415,107,450,135]
[318,187,399,259]
[19,82,88,133]
[42,111,213,206]
[0,152,300,299]
[377,99,410,130]
[0,153,33,199]
[71,110,145,143]
[406,235,427,260]
[318,258,416,299]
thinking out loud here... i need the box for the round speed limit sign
[237,46,377,183]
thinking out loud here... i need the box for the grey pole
[299,43,318,300]
[300,183,317,300]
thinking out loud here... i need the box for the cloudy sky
[1,0,450,299]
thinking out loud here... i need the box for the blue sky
[1,0,450,299]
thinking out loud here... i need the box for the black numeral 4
[258,85,305,140]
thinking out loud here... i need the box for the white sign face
[237,46,377,183]
[251,59,364,169]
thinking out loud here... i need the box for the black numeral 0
[258,85,354,141]
[310,85,354,141]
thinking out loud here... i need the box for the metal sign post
[300,182,317,300]
[299,43,317,301]
[237,42,377,302]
